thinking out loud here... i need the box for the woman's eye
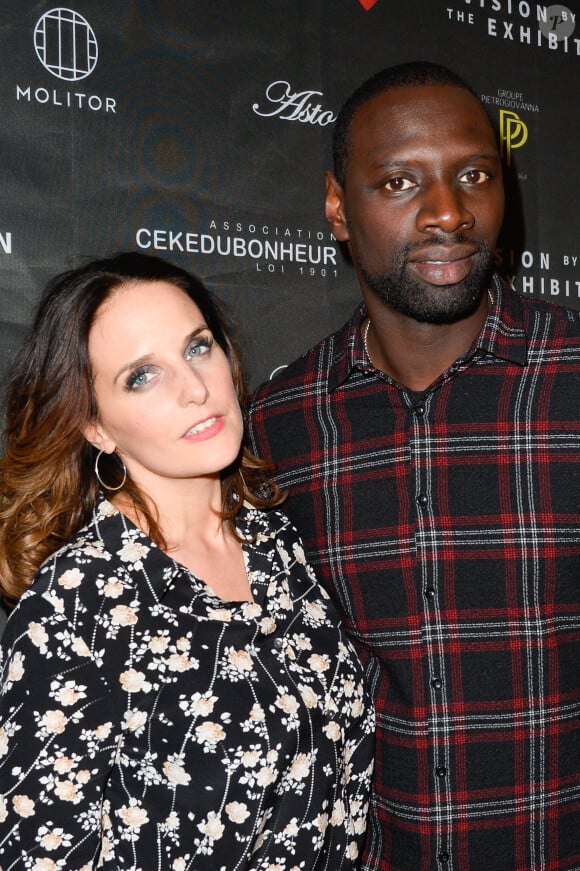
[125,367,156,391]
[185,336,213,360]
[384,177,416,192]
[460,169,490,185]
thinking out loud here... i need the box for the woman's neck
[112,474,252,602]
[113,474,222,547]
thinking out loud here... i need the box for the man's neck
[362,292,491,392]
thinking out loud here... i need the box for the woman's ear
[81,420,116,455]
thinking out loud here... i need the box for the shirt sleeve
[0,591,120,868]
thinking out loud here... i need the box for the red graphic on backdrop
[358,0,379,9]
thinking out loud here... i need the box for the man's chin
[381,281,485,324]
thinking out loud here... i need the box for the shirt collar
[327,303,370,392]
[89,496,266,604]
[88,496,179,603]
[327,275,528,393]
[473,274,528,365]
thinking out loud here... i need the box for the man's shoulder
[251,314,357,408]
[511,284,580,335]
[491,281,580,367]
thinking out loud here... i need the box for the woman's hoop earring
[95,449,127,491]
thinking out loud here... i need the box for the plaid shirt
[247,276,580,871]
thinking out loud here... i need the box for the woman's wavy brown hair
[0,252,282,605]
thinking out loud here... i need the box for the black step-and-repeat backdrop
[1,1,578,400]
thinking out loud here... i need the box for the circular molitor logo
[34,8,98,81]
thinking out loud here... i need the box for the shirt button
[417,493,428,507]
[431,677,442,690]
[424,586,436,599]
[436,766,447,778]
[438,852,450,864]
[273,637,284,650]
[414,404,425,416]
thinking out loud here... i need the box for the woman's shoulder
[0,512,115,668]
[17,498,141,622]
[36,503,117,578]
[2,498,157,670]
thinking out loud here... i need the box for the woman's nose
[179,363,209,405]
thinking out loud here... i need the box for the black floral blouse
[0,497,374,870]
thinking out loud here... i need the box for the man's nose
[416,181,475,234]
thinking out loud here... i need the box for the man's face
[326,83,505,324]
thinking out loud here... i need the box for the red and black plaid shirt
[248,276,580,871]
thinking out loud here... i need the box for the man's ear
[81,420,116,455]
[324,171,349,243]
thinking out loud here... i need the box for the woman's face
[84,280,243,495]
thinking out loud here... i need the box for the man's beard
[357,236,495,325]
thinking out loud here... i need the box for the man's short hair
[332,61,482,187]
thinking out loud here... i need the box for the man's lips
[407,246,479,286]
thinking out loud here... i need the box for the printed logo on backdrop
[252,81,336,126]
[34,8,97,81]
[497,247,580,302]
[480,86,535,175]
[0,232,12,256]
[15,7,117,114]
[445,2,578,56]
[499,109,528,164]
[134,81,340,280]
[478,86,578,302]
[136,221,339,281]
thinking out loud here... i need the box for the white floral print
[0,498,374,869]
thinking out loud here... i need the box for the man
[248,62,580,871]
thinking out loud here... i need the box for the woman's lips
[183,415,224,441]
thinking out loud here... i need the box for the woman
[0,252,374,870]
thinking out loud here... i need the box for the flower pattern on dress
[0,498,374,869]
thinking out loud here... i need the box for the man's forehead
[354,82,484,122]
[349,83,496,149]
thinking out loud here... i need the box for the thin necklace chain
[363,289,495,365]
[362,318,372,363]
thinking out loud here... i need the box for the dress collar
[87,497,279,606]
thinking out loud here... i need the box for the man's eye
[460,169,491,185]
[384,177,416,192]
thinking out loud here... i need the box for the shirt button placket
[414,399,435,607]
[414,402,429,511]
[414,396,450,869]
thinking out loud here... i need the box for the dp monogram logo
[499,110,529,166]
